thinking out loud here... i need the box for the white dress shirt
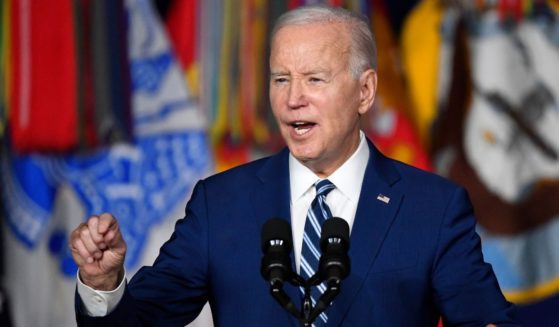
[78,131,369,315]
[289,131,369,273]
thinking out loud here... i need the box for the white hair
[271,5,377,78]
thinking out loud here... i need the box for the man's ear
[358,69,377,115]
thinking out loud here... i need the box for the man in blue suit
[70,5,519,326]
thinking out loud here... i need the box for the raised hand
[70,213,127,291]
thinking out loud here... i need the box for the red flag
[165,0,198,77]
[9,0,78,153]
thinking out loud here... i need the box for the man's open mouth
[291,121,316,135]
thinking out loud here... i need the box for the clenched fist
[69,213,127,291]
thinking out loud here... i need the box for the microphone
[319,217,350,288]
[260,218,294,287]
[260,217,350,326]
[305,217,351,324]
[261,218,301,320]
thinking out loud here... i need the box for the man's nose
[287,80,307,109]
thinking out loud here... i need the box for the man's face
[269,22,376,177]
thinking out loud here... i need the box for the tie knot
[315,179,335,197]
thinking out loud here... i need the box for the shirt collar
[289,131,369,203]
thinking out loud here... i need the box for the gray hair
[271,5,377,78]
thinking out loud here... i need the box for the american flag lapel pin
[376,194,390,204]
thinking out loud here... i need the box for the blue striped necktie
[300,179,335,326]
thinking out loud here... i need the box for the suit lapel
[250,148,301,326]
[326,140,403,326]
[251,148,291,233]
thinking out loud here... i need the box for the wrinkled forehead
[270,22,351,62]
[272,21,350,45]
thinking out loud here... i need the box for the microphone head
[261,218,293,253]
[319,217,351,283]
[320,217,350,251]
[261,218,294,285]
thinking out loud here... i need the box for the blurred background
[1,0,559,326]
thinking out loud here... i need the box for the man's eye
[309,77,323,83]
[273,77,288,84]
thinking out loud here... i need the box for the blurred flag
[8,0,78,153]
[400,0,444,148]
[430,4,559,326]
[1,0,211,326]
[165,0,199,95]
[0,0,8,139]
[194,0,271,172]
[364,0,432,171]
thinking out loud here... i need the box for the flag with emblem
[430,4,559,326]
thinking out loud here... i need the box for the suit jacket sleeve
[432,187,518,326]
[75,180,210,326]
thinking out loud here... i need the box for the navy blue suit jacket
[76,140,518,326]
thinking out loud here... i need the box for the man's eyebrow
[270,70,329,77]
[303,70,329,76]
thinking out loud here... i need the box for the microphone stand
[266,271,342,327]
[268,273,305,320]
[301,275,317,326]
[305,278,342,325]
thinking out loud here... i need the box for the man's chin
[292,153,322,171]
[290,150,316,163]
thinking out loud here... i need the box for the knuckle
[80,228,90,238]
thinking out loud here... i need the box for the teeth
[290,121,313,135]
[295,126,311,135]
